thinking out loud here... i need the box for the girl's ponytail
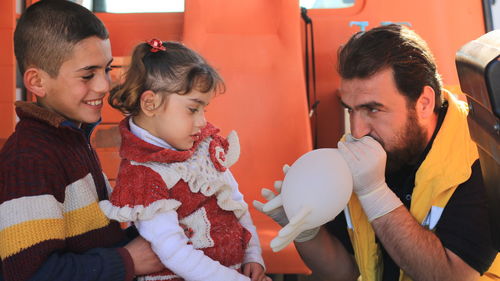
[108,43,150,116]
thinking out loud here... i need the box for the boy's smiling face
[38,36,113,126]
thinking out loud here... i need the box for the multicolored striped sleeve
[0,194,66,280]
[0,173,132,281]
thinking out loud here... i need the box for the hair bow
[146,39,166,53]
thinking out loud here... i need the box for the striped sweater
[0,102,133,281]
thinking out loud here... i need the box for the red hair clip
[146,39,166,53]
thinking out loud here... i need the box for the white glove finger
[359,135,377,145]
[278,222,303,238]
[285,207,310,231]
[262,194,283,212]
[357,137,387,165]
[270,235,293,252]
[345,139,367,159]
[270,229,297,252]
[253,200,265,213]
[261,188,277,201]
[282,164,290,174]
[274,180,283,194]
[272,220,313,252]
[360,136,386,155]
[337,141,358,164]
[345,133,356,143]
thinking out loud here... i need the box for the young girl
[99,39,269,281]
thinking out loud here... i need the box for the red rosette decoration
[209,135,229,172]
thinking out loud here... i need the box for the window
[91,0,184,13]
[299,0,355,9]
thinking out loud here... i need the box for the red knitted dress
[100,118,251,281]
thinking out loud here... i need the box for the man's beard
[381,109,428,173]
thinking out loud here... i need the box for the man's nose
[350,113,371,139]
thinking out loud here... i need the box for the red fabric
[110,163,169,208]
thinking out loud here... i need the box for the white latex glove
[253,164,290,227]
[253,165,320,252]
[337,135,402,222]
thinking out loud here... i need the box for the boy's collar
[61,119,101,139]
[15,101,100,136]
[15,101,66,127]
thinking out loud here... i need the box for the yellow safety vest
[345,90,500,281]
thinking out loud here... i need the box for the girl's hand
[242,262,271,281]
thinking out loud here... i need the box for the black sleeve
[324,211,354,255]
[435,160,497,274]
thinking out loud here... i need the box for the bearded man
[255,24,499,281]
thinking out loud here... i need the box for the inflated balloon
[264,148,353,252]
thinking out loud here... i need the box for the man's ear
[24,68,48,98]
[416,85,436,121]
[140,90,159,117]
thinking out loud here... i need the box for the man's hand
[253,164,320,247]
[338,135,386,195]
[253,164,290,227]
[242,262,272,281]
[124,236,164,275]
[338,135,402,221]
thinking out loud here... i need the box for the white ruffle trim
[130,134,248,218]
[99,199,182,222]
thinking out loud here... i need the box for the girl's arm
[135,210,250,281]
[225,171,265,268]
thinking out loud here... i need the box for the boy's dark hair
[109,41,225,116]
[338,24,443,112]
[14,0,109,77]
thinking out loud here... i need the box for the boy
[0,1,163,280]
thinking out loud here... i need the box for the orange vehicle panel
[0,0,16,145]
[96,13,184,57]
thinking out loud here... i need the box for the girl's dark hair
[109,41,225,116]
[338,24,443,112]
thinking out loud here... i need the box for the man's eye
[105,67,113,73]
[82,74,94,80]
[189,108,198,113]
[370,108,380,113]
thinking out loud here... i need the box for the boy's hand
[124,236,165,275]
[242,262,271,281]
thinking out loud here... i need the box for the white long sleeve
[136,211,250,281]
[224,171,265,268]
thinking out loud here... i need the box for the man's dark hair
[14,0,109,77]
[338,24,443,112]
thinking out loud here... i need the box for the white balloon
[270,148,353,252]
